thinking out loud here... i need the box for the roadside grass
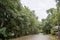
[50,35,57,40]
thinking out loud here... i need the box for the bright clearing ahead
[21,0,56,21]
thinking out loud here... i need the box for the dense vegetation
[0,0,40,40]
[41,0,60,35]
[0,0,60,40]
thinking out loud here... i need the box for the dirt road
[13,33,51,40]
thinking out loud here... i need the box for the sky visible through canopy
[21,0,56,21]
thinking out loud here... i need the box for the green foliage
[41,0,60,34]
[0,27,7,37]
[51,28,56,35]
[0,0,40,40]
[41,19,52,34]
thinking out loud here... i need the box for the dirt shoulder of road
[49,35,57,40]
